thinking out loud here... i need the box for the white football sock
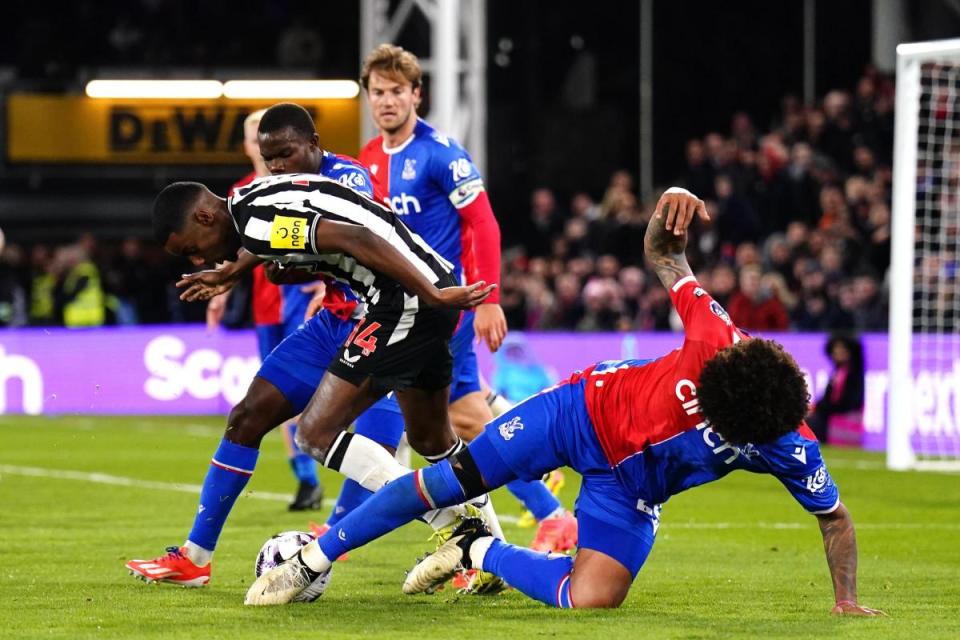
[300,540,332,573]
[328,432,410,492]
[327,431,464,531]
[468,536,496,570]
[542,506,566,521]
[182,540,212,567]
[487,392,513,418]
[477,495,506,540]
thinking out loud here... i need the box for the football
[254,530,315,578]
[254,530,332,602]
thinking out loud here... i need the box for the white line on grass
[0,463,291,503]
[3,463,958,530]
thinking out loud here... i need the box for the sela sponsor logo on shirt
[498,415,524,441]
[401,158,417,180]
[337,171,366,190]
[389,192,422,215]
[804,465,829,493]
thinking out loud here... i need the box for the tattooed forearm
[817,503,858,603]
[644,202,692,290]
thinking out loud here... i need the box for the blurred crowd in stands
[502,67,894,333]
[0,67,894,333]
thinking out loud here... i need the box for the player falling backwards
[316,44,575,560]
[127,112,491,587]
[246,187,886,616]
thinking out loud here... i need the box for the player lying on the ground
[132,172,492,588]
[245,187,886,616]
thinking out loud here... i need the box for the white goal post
[888,39,960,471]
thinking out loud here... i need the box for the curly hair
[697,339,810,445]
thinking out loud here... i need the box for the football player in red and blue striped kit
[247,188,885,616]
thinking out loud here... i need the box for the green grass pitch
[0,415,957,639]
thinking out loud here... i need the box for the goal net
[888,39,960,471]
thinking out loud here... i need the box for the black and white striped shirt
[229,173,455,309]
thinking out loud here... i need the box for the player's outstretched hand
[435,281,497,310]
[177,269,237,302]
[830,601,888,617]
[474,303,507,352]
[654,187,709,236]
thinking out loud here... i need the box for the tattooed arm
[816,503,886,616]
[644,187,709,290]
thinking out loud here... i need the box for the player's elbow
[817,501,850,525]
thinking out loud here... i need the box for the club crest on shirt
[401,158,417,180]
[498,416,524,441]
[804,465,828,493]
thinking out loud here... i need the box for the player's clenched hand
[474,303,507,352]
[654,187,709,235]
[177,269,237,302]
[301,281,326,320]
[830,601,888,617]
[434,281,497,309]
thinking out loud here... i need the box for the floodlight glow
[85,80,224,99]
[221,80,360,99]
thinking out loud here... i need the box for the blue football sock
[318,461,465,561]
[506,479,562,521]
[187,438,259,552]
[482,538,575,608]
[325,479,372,526]
[286,423,319,486]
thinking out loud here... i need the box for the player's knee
[569,577,628,609]
[406,431,457,458]
[225,399,268,447]
[451,416,485,442]
[570,589,626,609]
[293,424,335,463]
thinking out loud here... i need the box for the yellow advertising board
[6,94,360,163]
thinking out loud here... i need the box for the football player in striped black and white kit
[151,174,494,569]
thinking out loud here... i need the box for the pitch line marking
[3,463,958,530]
